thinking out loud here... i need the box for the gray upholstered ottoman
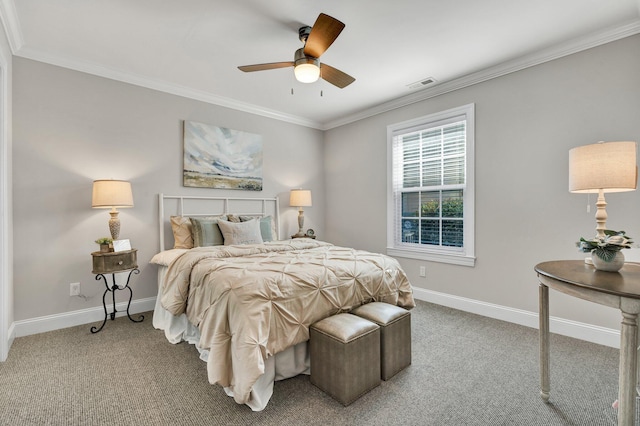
[351,302,411,380]
[309,313,381,406]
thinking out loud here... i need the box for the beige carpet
[0,300,622,425]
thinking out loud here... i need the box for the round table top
[535,260,640,299]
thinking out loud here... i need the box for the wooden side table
[90,249,144,333]
[535,260,640,426]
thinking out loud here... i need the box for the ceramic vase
[591,250,625,272]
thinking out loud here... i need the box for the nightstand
[292,229,317,239]
[90,249,144,333]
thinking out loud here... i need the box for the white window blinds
[392,118,466,249]
[387,103,475,266]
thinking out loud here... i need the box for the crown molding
[0,0,23,53]
[15,45,325,130]
[7,9,640,132]
[322,19,640,130]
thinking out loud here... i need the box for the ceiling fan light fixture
[294,48,320,83]
[239,15,354,88]
[294,63,320,83]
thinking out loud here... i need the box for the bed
[150,194,415,411]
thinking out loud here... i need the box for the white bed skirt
[152,268,310,411]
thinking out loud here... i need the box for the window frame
[386,103,475,267]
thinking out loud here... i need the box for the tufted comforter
[161,239,414,405]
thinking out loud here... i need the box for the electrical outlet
[419,266,426,277]
[70,282,80,296]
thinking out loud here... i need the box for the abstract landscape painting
[183,121,263,190]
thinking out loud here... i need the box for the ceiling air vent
[407,77,436,90]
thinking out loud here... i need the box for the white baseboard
[7,320,15,348]
[13,297,156,338]
[411,287,620,349]
[1,321,15,361]
[9,290,622,348]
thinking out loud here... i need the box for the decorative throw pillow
[226,214,242,223]
[190,215,227,247]
[239,215,277,242]
[218,219,264,245]
[170,216,194,249]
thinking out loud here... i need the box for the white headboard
[158,193,280,251]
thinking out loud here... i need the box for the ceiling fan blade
[320,63,355,88]
[238,62,294,72]
[303,13,345,58]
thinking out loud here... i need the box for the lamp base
[108,210,120,240]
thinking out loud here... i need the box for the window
[387,104,475,266]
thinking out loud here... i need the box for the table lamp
[92,179,134,240]
[569,141,637,238]
[290,189,312,238]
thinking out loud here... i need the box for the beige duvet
[161,239,415,404]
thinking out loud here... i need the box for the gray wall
[12,58,324,321]
[324,34,640,330]
[11,34,640,334]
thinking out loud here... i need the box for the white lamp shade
[294,63,320,83]
[289,189,312,207]
[92,180,134,208]
[569,141,637,193]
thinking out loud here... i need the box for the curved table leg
[91,274,110,334]
[122,269,144,323]
[110,274,117,320]
[90,269,143,333]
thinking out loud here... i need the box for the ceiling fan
[238,13,355,89]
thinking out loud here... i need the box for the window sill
[387,247,476,267]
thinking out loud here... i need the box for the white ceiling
[2,0,640,129]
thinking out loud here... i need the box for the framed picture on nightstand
[113,239,132,252]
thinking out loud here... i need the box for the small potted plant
[576,230,633,272]
[95,237,113,253]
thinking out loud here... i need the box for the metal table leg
[91,269,143,333]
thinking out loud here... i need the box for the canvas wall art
[183,121,263,191]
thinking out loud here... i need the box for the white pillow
[218,219,264,245]
[239,215,277,241]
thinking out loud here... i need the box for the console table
[535,260,640,426]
